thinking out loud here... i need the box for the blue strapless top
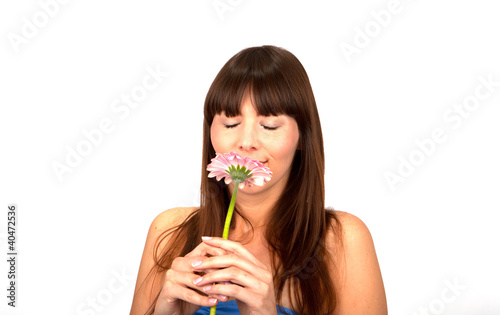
[193,300,296,314]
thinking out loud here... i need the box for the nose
[238,124,259,153]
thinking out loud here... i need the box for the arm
[130,208,182,314]
[332,212,388,315]
[130,207,228,315]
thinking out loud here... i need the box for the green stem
[210,182,239,315]
[223,183,239,239]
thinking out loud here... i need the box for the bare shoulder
[145,206,198,258]
[324,210,372,253]
[150,206,198,233]
[130,207,197,314]
[330,210,372,243]
[326,210,388,315]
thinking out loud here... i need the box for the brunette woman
[131,45,387,315]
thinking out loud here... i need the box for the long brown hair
[146,45,341,314]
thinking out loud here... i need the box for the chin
[239,183,266,193]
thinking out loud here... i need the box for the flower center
[226,165,252,184]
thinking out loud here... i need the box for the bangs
[205,46,303,122]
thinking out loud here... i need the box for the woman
[130,45,387,314]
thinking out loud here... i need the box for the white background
[1,0,499,314]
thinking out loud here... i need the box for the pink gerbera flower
[206,152,272,314]
[207,152,272,189]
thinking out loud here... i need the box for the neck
[228,184,280,237]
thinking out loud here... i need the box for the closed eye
[224,123,240,129]
[263,125,278,130]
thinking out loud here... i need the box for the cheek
[210,126,220,152]
[269,132,299,161]
[210,126,228,153]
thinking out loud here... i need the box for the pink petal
[207,152,273,189]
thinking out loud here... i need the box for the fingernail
[192,260,202,267]
[209,298,218,304]
[193,277,203,285]
[203,285,212,292]
[201,236,212,241]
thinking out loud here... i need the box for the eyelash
[224,123,278,131]
[263,125,278,130]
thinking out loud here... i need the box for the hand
[192,236,278,315]
[154,241,230,315]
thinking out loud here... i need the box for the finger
[170,256,207,273]
[200,236,267,269]
[164,268,228,302]
[213,294,230,301]
[170,256,229,301]
[202,282,242,298]
[198,267,221,276]
[189,270,230,302]
[192,253,269,283]
[171,251,228,274]
[165,268,213,293]
[185,241,228,258]
[199,282,264,307]
[201,278,276,309]
[160,280,219,307]
[194,266,261,289]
